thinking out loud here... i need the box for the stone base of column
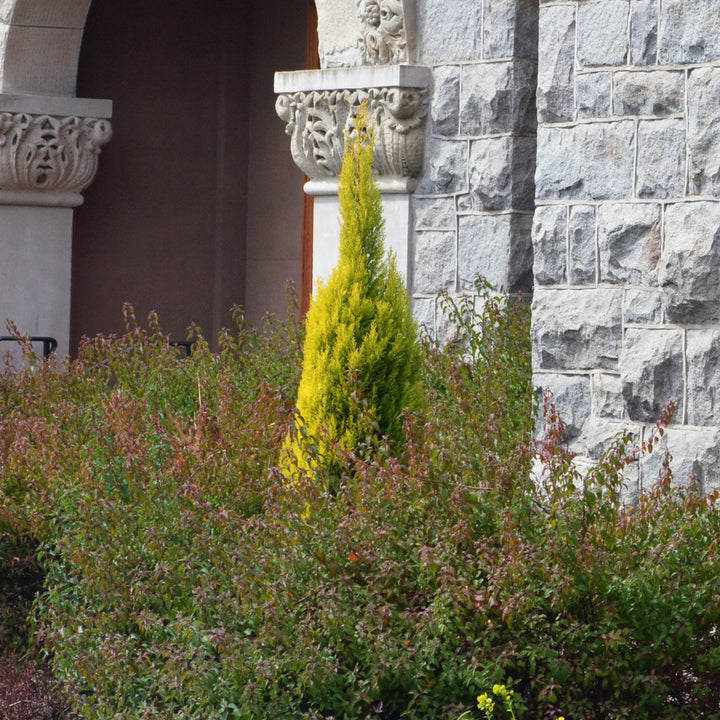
[310,188,413,291]
[0,205,74,360]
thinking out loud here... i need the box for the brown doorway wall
[71,0,309,348]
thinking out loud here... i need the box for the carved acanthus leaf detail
[356,0,408,65]
[276,86,428,183]
[0,113,112,194]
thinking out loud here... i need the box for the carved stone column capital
[0,112,112,206]
[275,65,430,195]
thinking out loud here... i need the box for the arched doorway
[70,0,311,346]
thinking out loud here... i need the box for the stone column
[0,94,112,359]
[275,64,429,289]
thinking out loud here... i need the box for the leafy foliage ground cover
[0,290,719,719]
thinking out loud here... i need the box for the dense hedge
[0,290,719,719]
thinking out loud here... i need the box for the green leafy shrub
[284,107,421,477]
[0,281,719,719]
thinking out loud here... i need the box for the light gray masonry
[281,0,720,490]
[530,0,720,491]
[409,0,720,489]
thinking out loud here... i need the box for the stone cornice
[275,66,430,194]
[0,111,112,205]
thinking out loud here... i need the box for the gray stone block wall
[412,0,538,337]
[533,0,720,491]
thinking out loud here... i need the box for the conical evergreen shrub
[285,108,421,476]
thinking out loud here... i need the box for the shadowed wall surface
[71,0,306,346]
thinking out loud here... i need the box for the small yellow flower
[477,693,495,713]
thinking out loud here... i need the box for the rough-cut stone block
[416,138,468,196]
[412,296,436,340]
[687,67,720,197]
[686,330,720,426]
[431,65,460,137]
[630,0,658,65]
[537,4,575,123]
[459,61,536,136]
[592,372,624,420]
[614,70,684,116]
[574,418,641,462]
[635,120,686,199]
[417,0,483,65]
[534,372,592,440]
[457,213,533,292]
[532,287,623,370]
[621,328,684,423]
[414,197,456,230]
[435,294,470,346]
[598,203,661,285]
[623,288,663,325]
[483,0,539,60]
[459,136,535,212]
[640,427,720,492]
[577,0,630,67]
[658,0,720,64]
[660,201,720,324]
[576,72,612,119]
[413,230,456,294]
[568,205,597,286]
[532,204,567,286]
[536,122,635,201]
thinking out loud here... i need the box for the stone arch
[0,0,93,95]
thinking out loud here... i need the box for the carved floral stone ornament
[0,112,112,194]
[357,0,408,65]
[275,81,428,192]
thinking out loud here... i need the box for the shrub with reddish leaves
[0,288,719,719]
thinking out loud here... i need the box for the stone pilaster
[0,94,112,358]
[275,65,430,285]
[413,0,538,340]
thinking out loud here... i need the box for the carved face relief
[385,88,421,120]
[276,85,428,182]
[0,113,112,194]
[26,129,65,188]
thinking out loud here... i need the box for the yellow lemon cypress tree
[285,106,421,477]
